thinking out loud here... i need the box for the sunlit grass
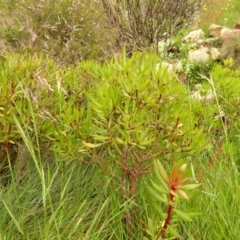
[178,72,240,239]
[199,0,240,29]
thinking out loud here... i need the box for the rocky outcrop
[182,29,204,43]
[210,47,221,60]
[209,24,223,38]
[220,27,240,42]
[156,22,240,81]
[188,46,210,62]
[185,23,240,64]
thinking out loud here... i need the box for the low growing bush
[0,51,210,238]
[53,50,210,237]
[101,0,204,53]
[2,0,117,64]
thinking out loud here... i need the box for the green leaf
[82,141,103,148]
[187,211,202,218]
[148,198,167,219]
[92,135,110,141]
[154,160,169,184]
[147,185,168,204]
[85,92,102,109]
[115,137,127,145]
[153,170,170,192]
[185,208,202,218]
[173,209,192,222]
[150,179,168,194]
[140,137,155,146]
[167,224,180,238]
[180,183,202,190]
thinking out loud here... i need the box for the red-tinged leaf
[178,177,190,185]
[177,189,189,201]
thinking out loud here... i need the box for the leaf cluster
[146,160,202,239]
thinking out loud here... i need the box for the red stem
[158,191,175,239]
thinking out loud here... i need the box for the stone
[190,84,214,102]
[156,62,175,77]
[204,37,219,44]
[188,46,210,62]
[220,27,240,42]
[190,84,202,100]
[210,47,221,60]
[209,24,223,38]
[158,40,165,53]
[203,89,214,102]
[182,29,205,43]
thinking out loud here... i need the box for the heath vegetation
[0,0,240,239]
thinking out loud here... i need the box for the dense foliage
[1,0,240,239]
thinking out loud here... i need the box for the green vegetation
[200,0,240,28]
[0,0,240,239]
[0,0,116,64]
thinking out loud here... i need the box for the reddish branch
[158,190,175,238]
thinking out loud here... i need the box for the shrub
[101,0,204,53]
[52,50,210,236]
[0,51,209,237]
[0,53,63,179]
[2,0,117,64]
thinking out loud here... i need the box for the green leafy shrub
[0,51,210,237]
[53,50,210,237]
[2,0,117,64]
[0,53,62,177]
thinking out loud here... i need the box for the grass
[2,112,240,239]
[0,152,111,239]
[178,74,240,239]
[199,0,240,29]
[180,159,240,239]
[0,106,113,239]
